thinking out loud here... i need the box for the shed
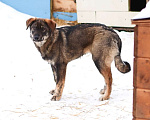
[77,0,149,27]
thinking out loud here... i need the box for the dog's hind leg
[99,66,112,101]
[92,49,113,101]
[50,63,67,101]
[93,59,113,101]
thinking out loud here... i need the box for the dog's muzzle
[33,34,43,42]
[33,34,39,41]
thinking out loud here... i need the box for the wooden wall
[132,19,150,120]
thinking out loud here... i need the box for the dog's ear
[26,18,37,30]
[44,19,56,32]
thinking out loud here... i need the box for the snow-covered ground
[0,2,134,120]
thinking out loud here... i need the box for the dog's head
[26,18,56,46]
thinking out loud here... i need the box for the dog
[26,18,131,101]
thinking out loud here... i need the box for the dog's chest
[47,60,55,65]
[37,46,57,66]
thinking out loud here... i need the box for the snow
[0,2,134,120]
[132,1,150,20]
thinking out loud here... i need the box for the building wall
[1,0,50,18]
[77,0,139,27]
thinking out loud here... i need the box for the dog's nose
[33,34,40,41]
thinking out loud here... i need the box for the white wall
[77,0,138,27]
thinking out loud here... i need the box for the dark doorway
[130,0,146,11]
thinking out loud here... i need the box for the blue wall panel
[1,0,50,18]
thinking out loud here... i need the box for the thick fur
[26,18,131,101]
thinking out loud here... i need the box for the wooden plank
[53,12,77,21]
[133,88,137,119]
[132,19,150,25]
[133,88,150,119]
[134,26,138,57]
[134,58,150,89]
[53,0,76,12]
[134,26,150,58]
[133,118,150,120]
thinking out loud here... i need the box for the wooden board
[134,25,150,58]
[134,58,150,89]
[133,118,150,120]
[53,0,76,12]
[133,88,150,119]
[52,0,77,22]
[132,20,150,25]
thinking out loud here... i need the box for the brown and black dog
[26,18,131,101]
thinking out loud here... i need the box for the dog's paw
[49,90,55,95]
[99,95,109,101]
[51,96,57,101]
[100,86,106,94]
[51,95,61,101]
[100,89,105,94]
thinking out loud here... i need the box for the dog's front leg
[50,63,67,101]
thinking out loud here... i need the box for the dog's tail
[114,55,131,73]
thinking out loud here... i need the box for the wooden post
[132,19,150,120]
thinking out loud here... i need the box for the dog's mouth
[31,33,49,42]
[33,39,43,42]
[31,34,48,47]
[32,35,43,42]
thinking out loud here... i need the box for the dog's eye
[31,30,34,34]
[33,24,37,28]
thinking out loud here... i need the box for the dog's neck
[35,29,59,60]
